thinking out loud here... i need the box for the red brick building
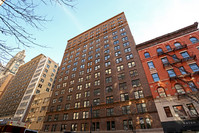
[136,22,199,132]
[42,12,162,132]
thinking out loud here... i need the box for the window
[104,49,110,54]
[95,53,100,58]
[175,84,185,94]
[51,124,57,132]
[95,72,100,78]
[93,99,100,106]
[87,68,92,73]
[106,96,113,104]
[167,69,176,77]
[179,66,187,75]
[157,48,163,54]
[173,105,187,117]
[116,57,122,63]
[180,51,190,58]
[85,82,91,88]
[166,45,172,51]
[122,36,128,41]
[81,123,87,131]
[107,121,115,130]
[74,102,80,108]
[157,87,166,97]
[174,42,182,48]
[117,65,124,71]
[63,113,68,120]
[83,111,89,119]
[161,57,169,64]
[130,69,138,77]
[119,82,127,90]
[54,114,59,121]
[115,51,121,56]
[65,104,70,110]
[190,37,198,43]
[152,73,160,82]
[105,61,111,67]
[105,55,110,60]
[123,42,129,47]
[124,47,131,53]
[84,100,89,107]
[187,103,198,116]
[132,79,141,87]
[128,61,136,68]
[113,35,118,40]
[107,108,114,116]
[104,44,109,48]
[106,77,112,83]
[93,110,100,118]
[94,80,100,86]
[67,95,72,101]
[95,59,100,64]
[86,75,91,80]
[113,40,119,45]
[78,77,83,82]
[188,81,198,92]
[126,54,133,60]
[85,91,90,97]
[115,71,124,80]
[76,93,81,99]
[120,93,129,101]
[123,119,133,130]
[94,89,100,96]
[189,63,199,72]
[164,106,173,117]
[134,90,144,99]
[73,112,79,119]
[122,106,130,114]
[114,45,120,51]
[105,69,111,74]
[106,86,113,93]
[147,61,155,69]
[77,85,82,90]
[144,52,150,58]
[121,32,126,36]
[136,103,147,113]
[61,124,67,131]
[71,123,77,131]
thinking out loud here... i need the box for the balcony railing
[181,55,196,62]
[157,44,187,56]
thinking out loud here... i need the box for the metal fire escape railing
[157,44,199,104]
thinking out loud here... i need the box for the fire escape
[157,44,199,119]
[157,44,199,104]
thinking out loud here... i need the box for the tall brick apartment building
[136,22,199,132]
[42,12,162,132]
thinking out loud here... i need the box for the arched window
[174,42,181,48]
[144,52,150,58]
[190,37,198,44]
[157,48,163,55]
[188,81,198,92]
[157,87,167,97]
[175,84,185,94]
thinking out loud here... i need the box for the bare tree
[0,0,75,64]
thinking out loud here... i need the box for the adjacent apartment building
[0,54,58,133]
[136,22,199,132]
[42,12,162,132]
[0,50,25,99]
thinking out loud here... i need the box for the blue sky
[2,0,199,65]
